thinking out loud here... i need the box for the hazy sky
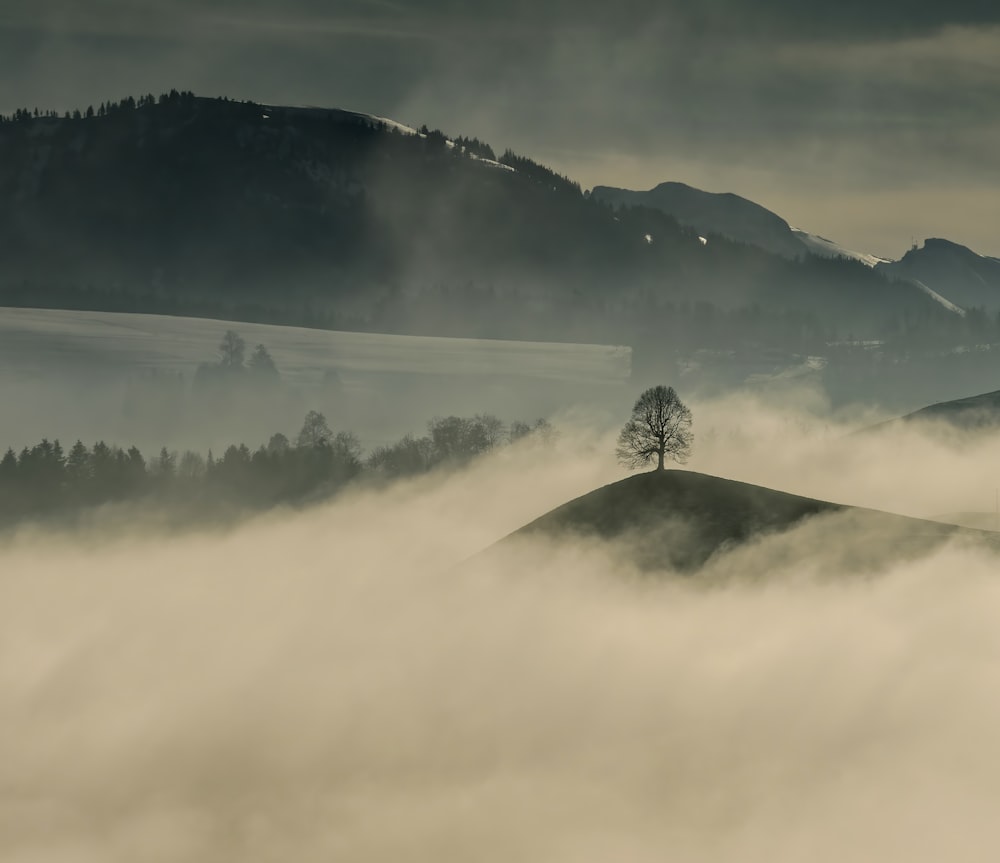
[3,0,999,257]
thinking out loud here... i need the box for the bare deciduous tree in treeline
[218,329,246,368]
[616,385,693,471]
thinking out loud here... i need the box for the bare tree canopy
[296,410,333,449]
[616,385,693,471]
[218,330,246,369]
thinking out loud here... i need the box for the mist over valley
[3,14,1000,854]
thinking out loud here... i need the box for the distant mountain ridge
[590,181,806,259]
[592,181,995,315]
[0,91,951,350]
[878,238,1000,312]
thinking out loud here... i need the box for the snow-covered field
[0,307,631,451]
[0,307,630,385]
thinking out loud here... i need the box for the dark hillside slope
[879,238,1000,312]
[495,470,977,572]
[592,181,806,259]
[0,93,943,346]
[880,388,1000,432]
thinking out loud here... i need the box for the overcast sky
[3,0,999,258]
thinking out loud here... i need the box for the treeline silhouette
[0,90,197,124]
[0,411,553,531]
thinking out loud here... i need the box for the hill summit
[495,470,976,573]
[591,181,805,259]
[878,238,1000,312]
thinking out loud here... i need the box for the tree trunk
[657,448,665,471]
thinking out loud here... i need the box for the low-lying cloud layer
[689,389,1000,521]
[4,399,1000,860]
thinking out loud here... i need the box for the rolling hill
[891,388,1000,431]
[490,470,983,573]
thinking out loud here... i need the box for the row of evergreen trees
[0,411,553,530]
[0,89,578,206]
[0,90,197,124]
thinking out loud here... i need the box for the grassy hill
[492,470,983,572]
[861,387,1000,435]
[899,388,1000,429]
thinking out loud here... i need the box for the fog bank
[4,415,1000,860]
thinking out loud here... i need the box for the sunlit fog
[5,389,1000,859]
[4,3,1000,857]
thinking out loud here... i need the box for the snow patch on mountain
[362,113,516,172]
[791,229,891,268]
[269,105,516,172]
[791,230,966,315]
[340,110,421,137]
[469,153,516,172]
[910,280,967,316]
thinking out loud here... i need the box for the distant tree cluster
[119,329,295,446]
[415,124,449,150]
[193,329,280,391]
[453,135,497,161]
[0,439,147,522]
[0,89,196,124]
[2,107,61,122]
[0,410,553,530]
[879,303,1000,351]
[367,414,552,477]
[498,149,582,196]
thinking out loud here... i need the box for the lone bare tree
[616,385,693,471]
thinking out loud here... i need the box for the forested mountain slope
[0,92,944,348]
